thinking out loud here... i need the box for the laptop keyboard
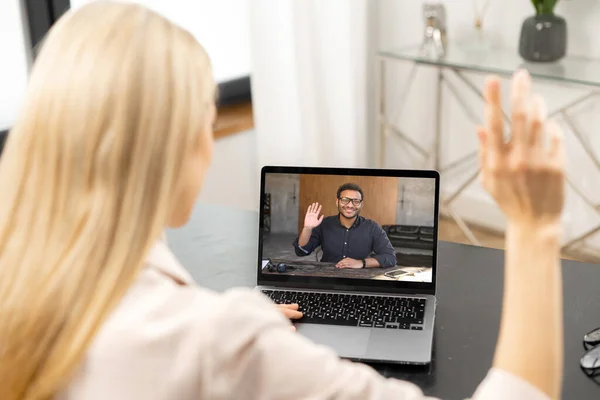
[261,290,426,330]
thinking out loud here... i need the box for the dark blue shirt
[292,215,396,267]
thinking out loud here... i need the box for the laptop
[255,166,439,364]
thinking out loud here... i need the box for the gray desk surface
[166,202,600,400]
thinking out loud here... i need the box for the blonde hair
[0,2,214,399]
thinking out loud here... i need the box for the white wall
[264,173,300,234]
[71,0,251,83]
[379,0,600,252]
[0,0,30,129]
[1,0,251,129]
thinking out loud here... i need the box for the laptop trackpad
[295,324,370,359]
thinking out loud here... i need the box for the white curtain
[249,0,375,169]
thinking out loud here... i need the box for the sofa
[382,224,434,250]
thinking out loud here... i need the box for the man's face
[337,190,363,219]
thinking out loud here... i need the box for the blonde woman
[0,2,564,399]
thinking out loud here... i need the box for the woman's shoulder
[63,266,287,399]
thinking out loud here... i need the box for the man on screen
[293,183,396,269]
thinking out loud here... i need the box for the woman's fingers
[279,303,298,310]
[283,309,303,319]
[277,303,303,319]
[547,120,565,165]
[484,76,505,153]
[477,126,488,169]
[510,70,532,149]
[528,94,546,149]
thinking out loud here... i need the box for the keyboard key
[359,321,373,327]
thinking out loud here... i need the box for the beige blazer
[58,239,549,400]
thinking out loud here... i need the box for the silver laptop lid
[257,166,440,295]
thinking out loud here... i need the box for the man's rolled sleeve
[293,226,322,257]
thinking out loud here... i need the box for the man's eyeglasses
[339,197,363,207]
[581,326,600,380]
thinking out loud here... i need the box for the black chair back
[0,129,7,158]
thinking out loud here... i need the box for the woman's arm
[494,222,562,397]
[476,70,565,399]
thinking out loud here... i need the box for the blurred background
[2,0,600,262]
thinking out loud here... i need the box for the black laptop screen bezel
[256,166,439,295]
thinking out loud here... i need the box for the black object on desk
[0,129,7,158]
[265,261,295,273]
[581,327,600,381]
[167,204,600,400]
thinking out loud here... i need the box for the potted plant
[519,0,567,62]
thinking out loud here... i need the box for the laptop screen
[258,167,439,294]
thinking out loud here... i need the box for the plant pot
[519,14,567,62]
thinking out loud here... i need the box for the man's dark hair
[337,183,364,200]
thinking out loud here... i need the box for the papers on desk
[399,268,432,282]
[373,267,433,282]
